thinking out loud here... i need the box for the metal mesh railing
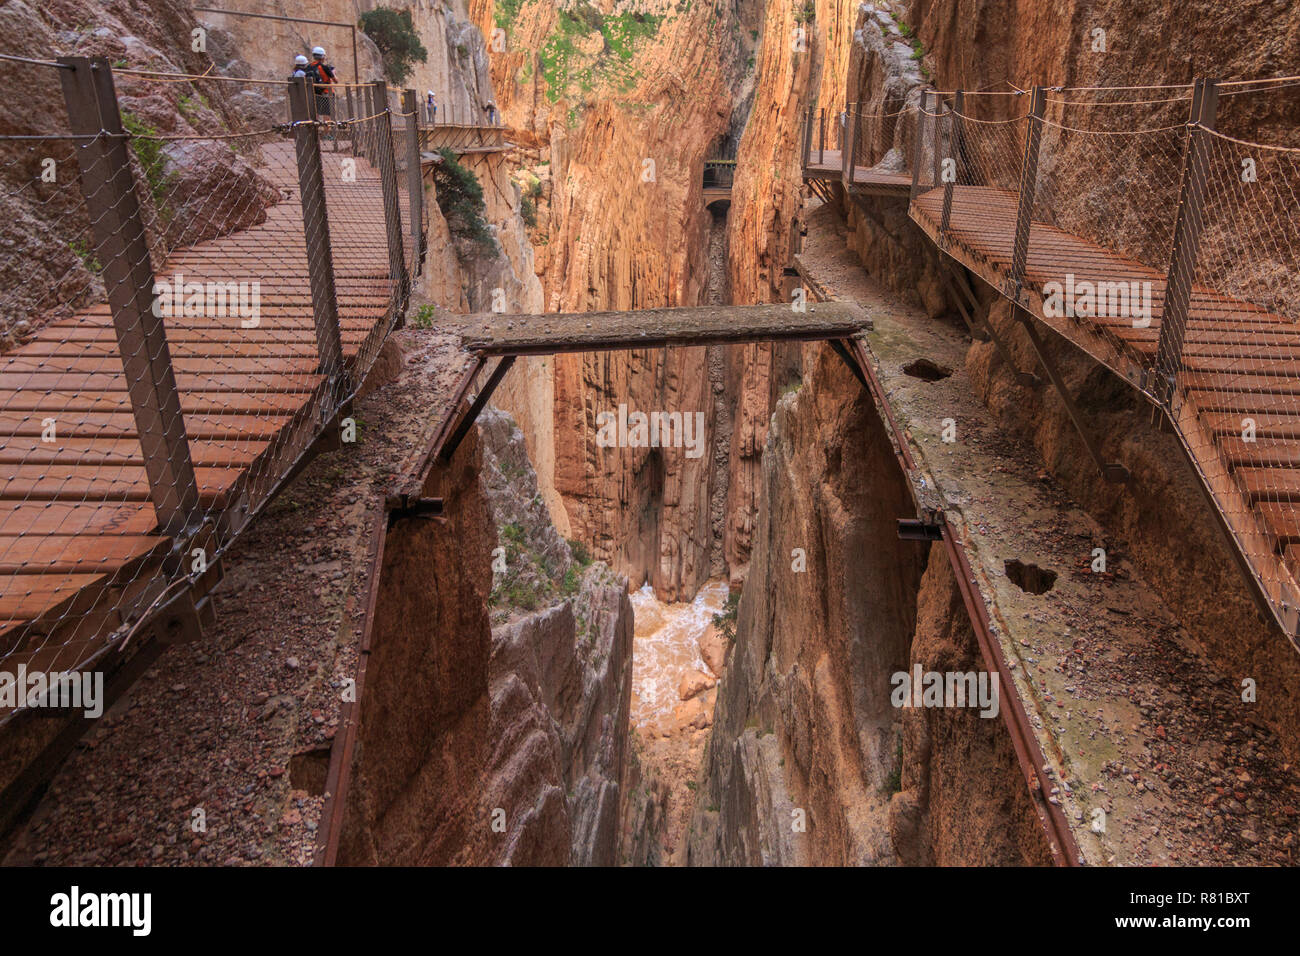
[0,58,419,723]
[860,78,1300,638]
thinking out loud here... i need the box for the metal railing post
[910,91,929,202]
[802,104,814,169]
[940,89,963,243]
[818,108,825,164]
[841,102,856,184]
[1010,86,1046,299]
[401,88,424,278]
[371,80,408,299]
[931,95,944,192]
[288,77,347,400]
[58,56,201,536]
[1154,77,1219,406]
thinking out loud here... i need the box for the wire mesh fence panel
[0,61,408,723]
[1033,92,1189,271]
[1171,129,1300,626]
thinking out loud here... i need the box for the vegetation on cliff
[431,148,496,250]
[358,7,429,84]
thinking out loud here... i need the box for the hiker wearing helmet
[308,47,336,116]
[307,46,339,149]
[290,53,309,79]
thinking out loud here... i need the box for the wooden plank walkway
[803,149,912,195]
[458,302,872,356]
[910,184,1300,629]
[0,140,404,676]
[417,124,510,155]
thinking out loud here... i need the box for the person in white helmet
[426,89,437,124]
[307,46,339,148]
[290,53,309,79]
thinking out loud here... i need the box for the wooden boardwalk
[0,141,403,678]
[418,123,509,156]
[803,149,912,196]
[911,184,1300,629]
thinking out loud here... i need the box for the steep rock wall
[469,0,754,599]
[686,346,924,865]
[336,411,635,865]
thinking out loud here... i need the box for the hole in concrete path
[1004,559,1057,595]
[289,746,332,796]
[902,358,953,382]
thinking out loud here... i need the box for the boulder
[677,668,716,701]
[698,624,728,677]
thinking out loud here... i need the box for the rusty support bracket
[383,494,445,527]
[1013,306,1130,483]
[828,338,869,389]
[938,259,1043,388]
[437,354,517,465]
[897,517,944,541]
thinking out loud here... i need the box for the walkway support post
[818,108,826,164]
[58,57,201,536]
[802,104,814,170]
[1154,78,1219,408]
[841,102,857,184]
[930,95,946,197]
[371,80,408,299]
[288,77,347,401]
[401,88,424,279]
[910,91,930,202]
[940,89,963,244]
[1010,86,1046,301]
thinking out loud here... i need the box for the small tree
[432,148,495,251]
[358,8,429,85]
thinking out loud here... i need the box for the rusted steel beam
[940,519,1082,866]
[314,503,387,867]
[437,355,516,465]
[1012,305,1130,483]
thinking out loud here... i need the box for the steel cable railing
[807,80,1300,638]
[0,57,416,724]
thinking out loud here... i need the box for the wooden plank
[1235,468,1300,503]
[0,465,243,505]
[0,573,109,620]
[0,411,290,441]
[460,302,872,355]
[0,534,169,575]
[0,502,157,537]
[0,437,268,469]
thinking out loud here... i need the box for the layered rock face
[0,0,288,351]
[464,0,761,598]
[337,410,635,865]
[892,550,1054,865]
[686,346,925,865]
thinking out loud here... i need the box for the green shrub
[712,591,740,642]
[358,8,429,85]
[121,110,173,219]
[432,148,495,250]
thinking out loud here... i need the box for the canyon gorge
[2,0,1299,871]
